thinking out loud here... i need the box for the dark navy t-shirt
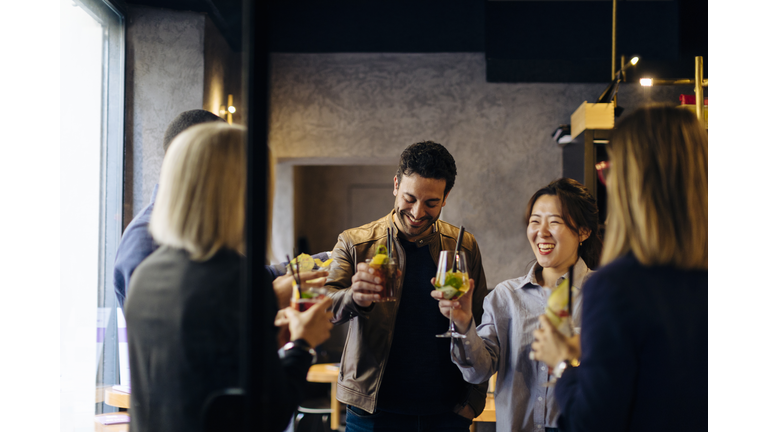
[376,238,467,415]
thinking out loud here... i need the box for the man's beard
[395,206,438,239]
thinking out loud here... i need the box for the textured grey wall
[269,53,694,288]
[124,6,205,222]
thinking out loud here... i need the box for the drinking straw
[287,254,301,297]
[452,225,465,272]
[387,227,392,260]
[567,264,574,316]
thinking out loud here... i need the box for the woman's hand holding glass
[272,269,329,309]
[531,315,582,368]
[275,296,334,348]
[430,278,475,334]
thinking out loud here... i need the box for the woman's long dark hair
[524,178,603,269]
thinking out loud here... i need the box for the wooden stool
[306,364,343,430]
[294,397,333,432]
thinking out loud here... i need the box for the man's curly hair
[396,141,457,196]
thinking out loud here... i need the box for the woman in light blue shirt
[432,178,602,432]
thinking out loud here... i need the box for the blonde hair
[601,104,707,269]
[150,123,246,261]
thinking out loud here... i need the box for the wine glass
[434,250,470,338]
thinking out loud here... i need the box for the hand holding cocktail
[430,278,475,334]
[273,270,328,309]
[531,315,581,368]
[284,253,334,311]
[350,261,385,307]
[433,248,471,338]
[366,243,398,302]
[278,297,334,348]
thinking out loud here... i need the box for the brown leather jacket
[325,211,489,415]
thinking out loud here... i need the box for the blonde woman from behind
[125,123,333,432]
[531,104,708,432]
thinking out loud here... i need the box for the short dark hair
[524,178,603,269]
[396,141,457,196]
[162,110,225,154]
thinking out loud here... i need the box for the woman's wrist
[279,339,317,362]
[564,335,581,361]
[455,315,473,334]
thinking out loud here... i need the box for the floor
[291,409,497,432]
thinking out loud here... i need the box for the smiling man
[324,141,489,432]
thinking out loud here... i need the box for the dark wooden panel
[563,129,611,224]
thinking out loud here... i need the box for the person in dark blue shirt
[531,104,708,432]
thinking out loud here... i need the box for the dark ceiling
[118,0,707,83]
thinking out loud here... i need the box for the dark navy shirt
[376,238,467,415]
[113,185,159,309]
[555,253,708,432]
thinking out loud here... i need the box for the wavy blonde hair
[602,104,707,269]
[150,123,246,261]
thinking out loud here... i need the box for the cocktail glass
[290,287,328,312]
[365,256,398,302]
[434,250,469,338]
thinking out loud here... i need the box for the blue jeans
[345,406,473,432]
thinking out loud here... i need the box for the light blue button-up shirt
[452,258,592,432]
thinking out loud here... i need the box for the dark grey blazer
[125,246,312,432]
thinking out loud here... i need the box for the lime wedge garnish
[436,286,458,300]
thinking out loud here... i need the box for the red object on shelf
[680,94,707,105]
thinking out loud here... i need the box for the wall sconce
[219,94,236,125]
[639,56,708,122]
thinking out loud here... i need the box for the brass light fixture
[595,55,640,118]
[599,0,639,113]
[219,94,236,125]
[639,56,708,122]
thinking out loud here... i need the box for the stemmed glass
[435,250,470,339]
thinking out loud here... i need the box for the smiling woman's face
[527,194,582,276]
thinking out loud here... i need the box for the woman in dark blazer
[531,104,708,432]
[125,122,333,432]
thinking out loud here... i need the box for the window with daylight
[60,0,125,429]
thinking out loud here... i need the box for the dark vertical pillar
[242,0,270,429]
[584,130,597,198]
